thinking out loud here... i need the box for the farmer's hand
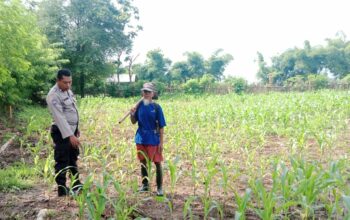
[130,107,137,115]
[69,135,80,148]
[76,129,80,138]
[158,142,163,154]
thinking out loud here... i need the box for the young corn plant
[342,195,350,219]
[183,196,197,220]
[86,172,111,219]
[219,162,229,200]
[202,156,219,198]
[167,156,181,200]
[111,180,138,219]
[290,157,336,219]
[250,179,277,220]
[74,175,94,219]
[273,161,296,218]
[233,188,251,220]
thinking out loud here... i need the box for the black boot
[57,185,70,197]
[71,173,83,195]
[156,163,163,196]
[139,161,149,192]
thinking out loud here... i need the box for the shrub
[182,79,202,94]
[307,74,329,90]
[224,76,248,94]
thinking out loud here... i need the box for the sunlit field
[12,90,350,219]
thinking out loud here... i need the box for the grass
[0,162,38,192]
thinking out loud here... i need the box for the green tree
[224,76,248,94]
[307,74,329,90]
[39,0,140,97]
[184,52,206,79]
[256,52,271,84]
[324,35,350,78]
[206,49,233,80]
[0,0,63,110]
[135,49,171,82]
[169,61,190,84]
[260,35,350,85]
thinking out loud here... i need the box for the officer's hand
[69,135,80,148]
[76,130,80,138]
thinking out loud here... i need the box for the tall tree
[206,49,233,80]
[169,61,190,83]
[39,0,140,97]
[324,35,350,78]
[256,52,271,84]
[184,52,206,79]
[0,0,63,110]
[136,49,171,82]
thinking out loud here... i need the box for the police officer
[46,69,82,197]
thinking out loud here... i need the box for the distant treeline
[1,0,350,114]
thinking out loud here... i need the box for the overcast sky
[132,0,350,82]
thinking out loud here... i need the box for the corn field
[23,90,350,219]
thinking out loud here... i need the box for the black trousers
[50,125,81,188]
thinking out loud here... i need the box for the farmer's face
[57,76,72,91]
[142,90,153,100]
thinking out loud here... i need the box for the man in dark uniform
[46,69,82,197]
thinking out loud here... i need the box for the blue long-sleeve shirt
[134,102,166,146]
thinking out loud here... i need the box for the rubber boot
[57,185,70,197]
[139,160,149,192]
[156,162,163,196]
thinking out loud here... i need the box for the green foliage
[169,61,190,84]
[256,52,271,84]
[258,35,350,84]
[340,74,350,83]
[285,75,307,89]
[178,74,217,94]
[39,0,140,97]
[0,0,64,108]
[284,74,329,90]
[182,79,202,94]
[0,163,37,192]
[16,106,51,134]
[135,49,171,83]
[307,74,329,89]
[199,74,216,90]
[224,76,248,94]
[206,49,233,80]
[185,52,206,79]
[137,49,233,85]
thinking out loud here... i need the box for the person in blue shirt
[130,82,166,196]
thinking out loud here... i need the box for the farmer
[130,82,166,196]
[46,69,83,197]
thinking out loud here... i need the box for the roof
[106,74,136,83]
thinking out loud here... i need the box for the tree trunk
[9,105,13,119]
[80,73,85,98]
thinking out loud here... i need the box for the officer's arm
[47,94,74,139]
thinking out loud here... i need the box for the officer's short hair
[57,69,71,80]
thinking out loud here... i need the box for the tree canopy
[257,33,350,85]
[38,0,140,97]
[0,0,64,107]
